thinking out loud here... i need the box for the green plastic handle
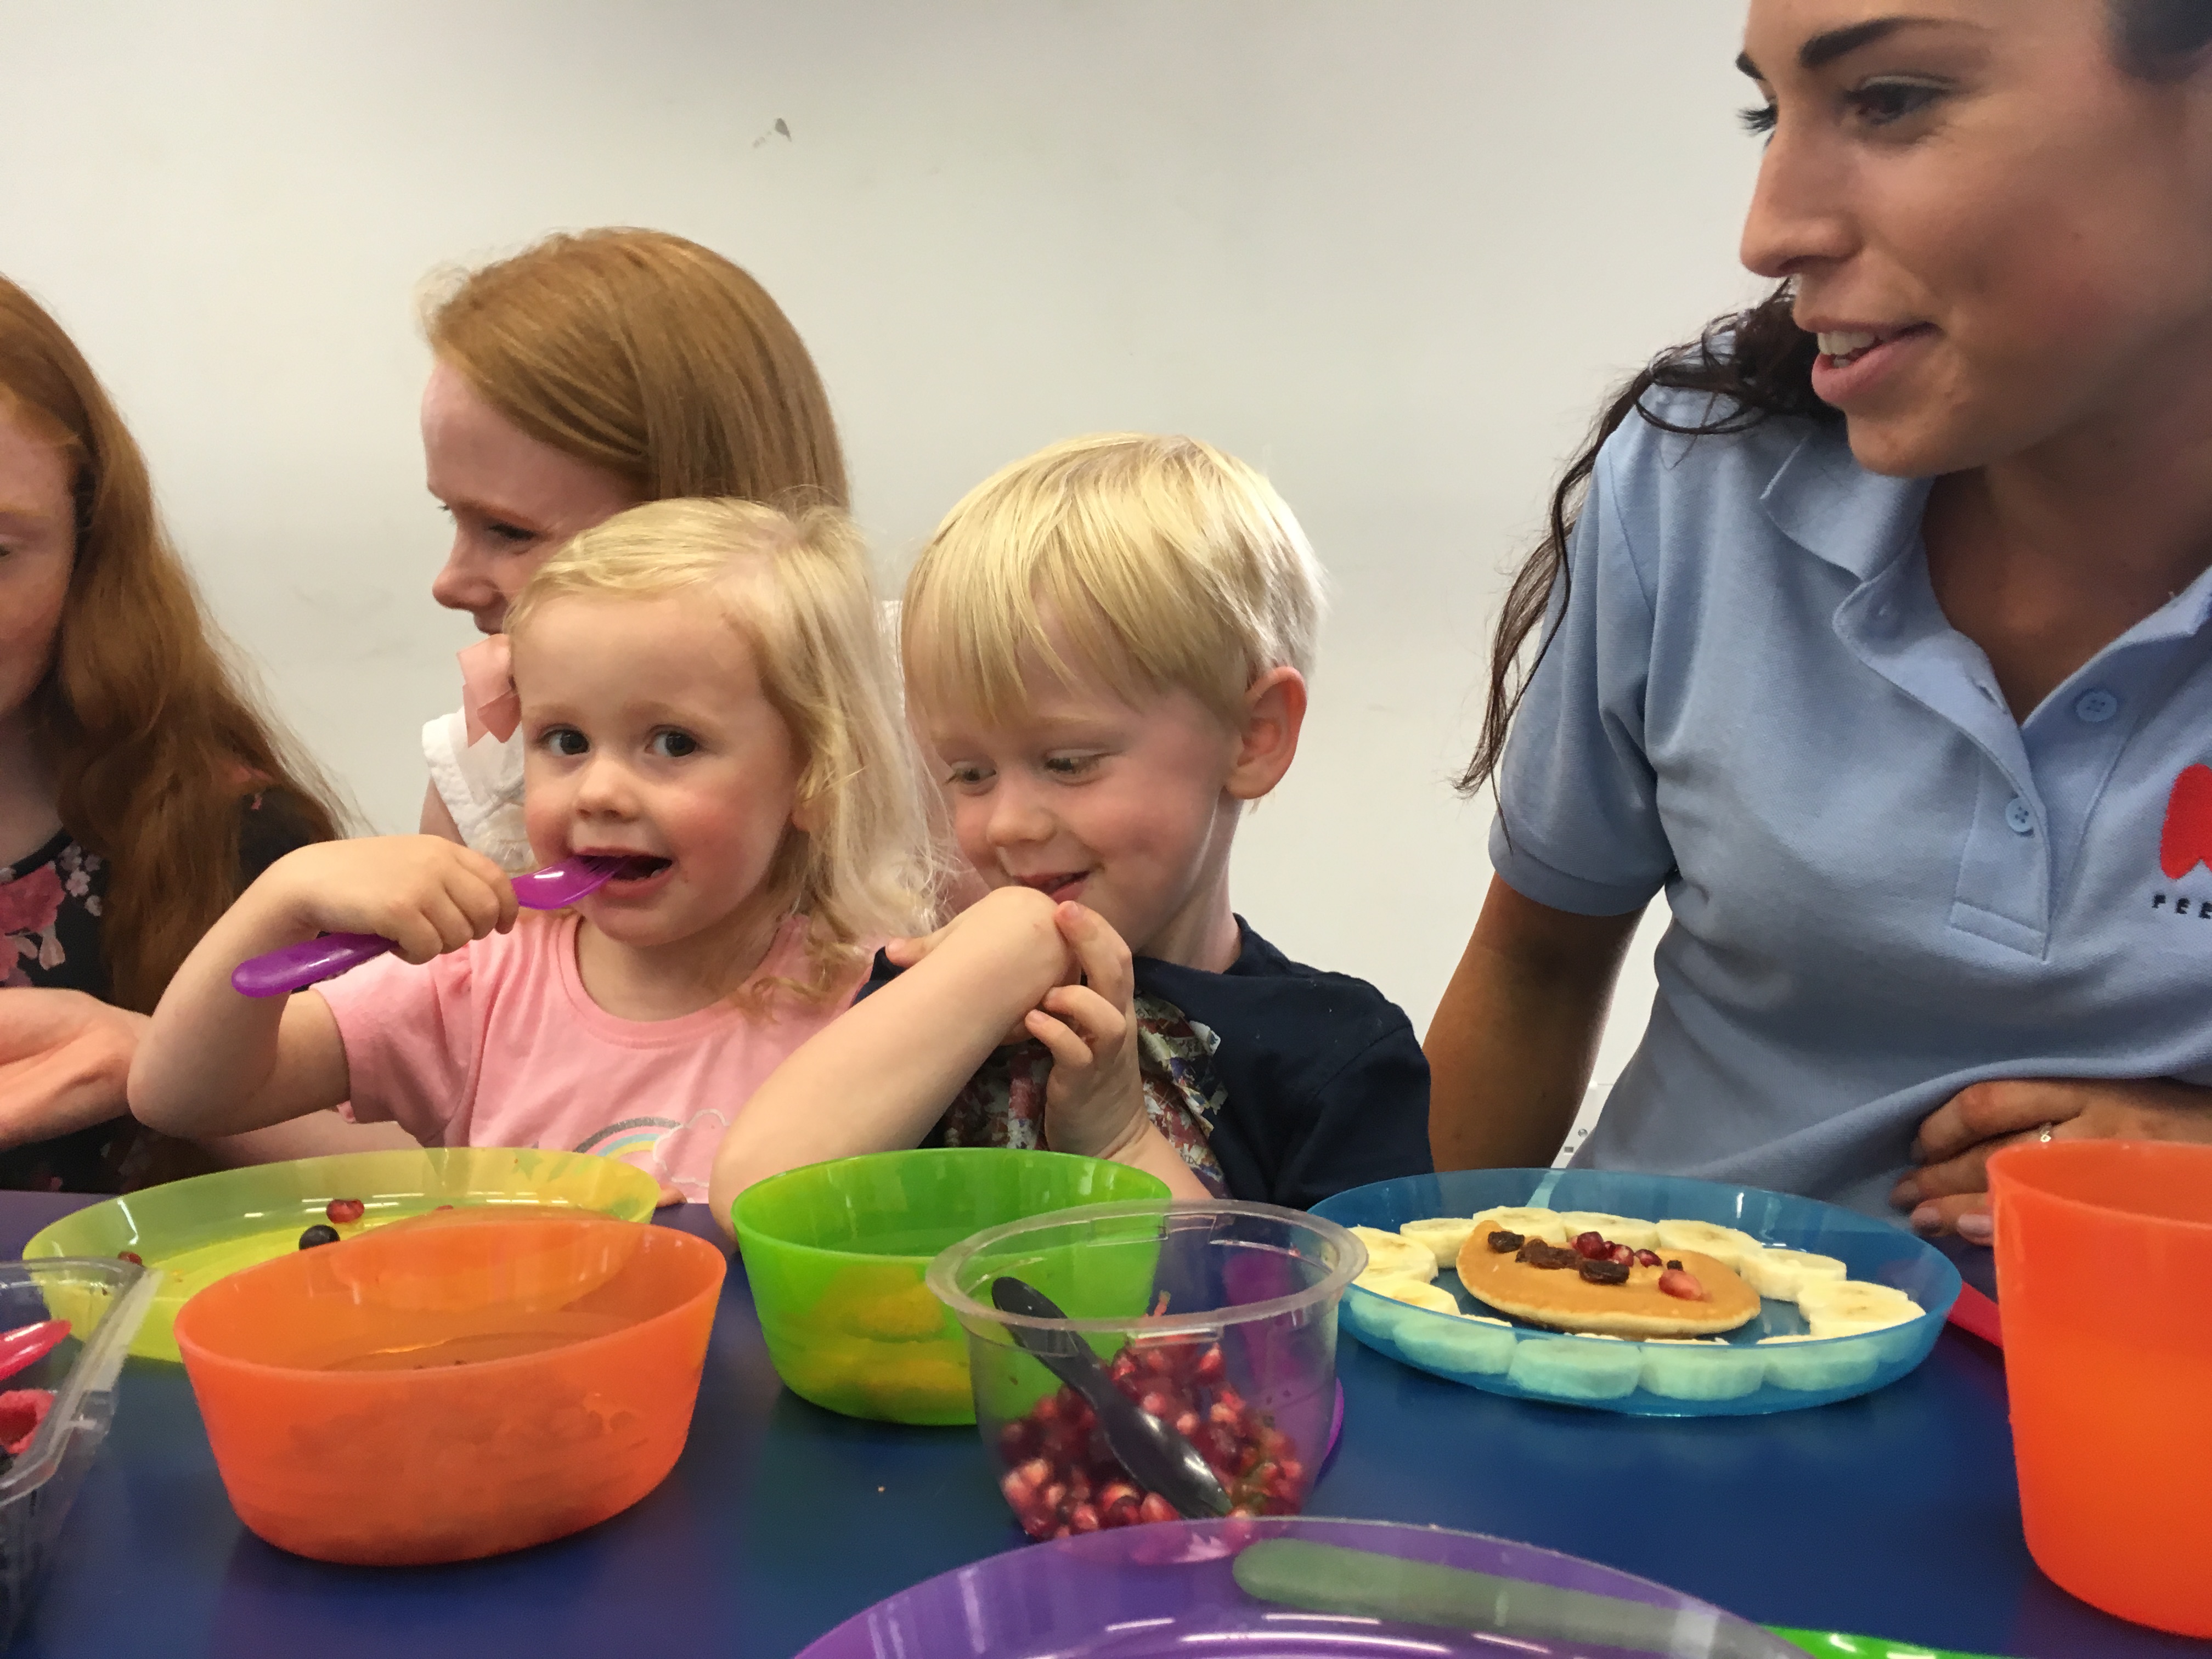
[1231,1537,1783,1658]
[1770,1627,2014,1659]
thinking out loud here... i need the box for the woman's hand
[1895,1077,2212,1242]
[257,836,517,963]
[0,988,148,1149]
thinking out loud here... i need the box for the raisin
[1487,1230,1525,1253]
[1515,1240,1582,1271]
[1578,1258,1630,1285]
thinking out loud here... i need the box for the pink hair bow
[458,635,521,746]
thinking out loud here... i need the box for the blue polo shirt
[1491,387,2212,1223]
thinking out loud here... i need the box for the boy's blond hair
[902,433,1325,727]
[506,498,933,1003]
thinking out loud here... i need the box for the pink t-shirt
[316,913,855,1200]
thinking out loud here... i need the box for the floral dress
[0,794,318,1192]
[932,996,1232,1193]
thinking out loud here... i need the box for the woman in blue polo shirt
[1427,0,2212,1255]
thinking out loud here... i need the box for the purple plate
[798,1515,1796,1658]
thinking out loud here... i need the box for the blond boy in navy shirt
[712,434,1430,1221]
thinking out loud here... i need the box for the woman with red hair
[0,273,343,1190]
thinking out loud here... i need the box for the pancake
[1455,1226,1761,1338]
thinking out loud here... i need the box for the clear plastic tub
[1315,1170,1961,1417]
[0,1257,161,1646]
[927,1200,1363,1537]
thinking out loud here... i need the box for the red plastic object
[1945,1284,2002,1348]
[0,1321,69,1385]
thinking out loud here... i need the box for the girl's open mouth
[604,856,672,883]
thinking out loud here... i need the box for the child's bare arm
[709,884,1075,1225]
[130,837,516,1137]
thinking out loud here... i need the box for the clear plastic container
[1316,1170,1961,1417]
[0,1257,162,1646]
[926,1200,1362,1537]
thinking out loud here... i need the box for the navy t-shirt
[860,918,1432,1209]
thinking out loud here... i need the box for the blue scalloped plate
[1313,1169,1961,1417]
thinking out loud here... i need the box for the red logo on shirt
[2159,765,2212,878]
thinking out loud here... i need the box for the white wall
[0,1,1763,1090]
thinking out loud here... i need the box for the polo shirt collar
[1759,422,1931,583]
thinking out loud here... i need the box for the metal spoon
[989,1276,1232,1520]
[230,854,648,997]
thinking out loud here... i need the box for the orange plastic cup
[1990,1139,2212,1637]
[174,1215,725,1566]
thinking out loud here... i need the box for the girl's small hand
[886,885,1077,1044]
[257,836,518,966]
[1031,902,1147,1160]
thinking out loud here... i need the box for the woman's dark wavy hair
[1459,0,2212,798]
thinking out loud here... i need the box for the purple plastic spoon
[0,1319,68,1385]
[229,854,644,997]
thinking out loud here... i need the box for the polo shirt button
[2074,688,2119,724]
[2005,798,2036,834]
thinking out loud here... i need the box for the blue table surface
[2,1192,2203,1659]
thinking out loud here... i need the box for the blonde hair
[423,228,847,508]
[902,433,1324,727]
[506,498,932,1004]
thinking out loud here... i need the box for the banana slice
[1800,1281,1923,1339]
[1357,1273,1460,1314]
[1654,1218,1760,1266]
[1639,1338,1764,1401]
[1506,1334,1642,1401]
[1350,1226,1437,1282]
[1736,1246,1848,1302]
[1400,1217,1480,1269]
[1469,1207,1571,1245]
[1397,1312,1517,1376]
[1758,1333,1881,1392]
[1554,1211,1660,1250]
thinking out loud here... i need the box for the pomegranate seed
[1108,1354,1138,1385]
[1033,1394,1062,1425]
[1021,1510,1054,1539]
[1215,1386,1245,1415]
[1014,1457,1051,1491]
[1173,1410,1201,1440]
[1658,1268,1708,1301]
[1274,1457,1304,1488]
[1259,1426,1289,1456]
[325,1198,365,1224]
[1002,1471,1035,1507]
[1139,1391,1172,1419]
[1137,1493,1177,1525]
[1207,1400,1240,1428]
[1573,1231,1610,1260]
[1041,1482,1068,1513]
[1068,1502,1101,1533]
[1634,1249,1662,1267]
[1051,1524,1071,1539]
[1195,1345,1226,1383]
[1609,1243,1635,1266]
[117,1251,143,1266]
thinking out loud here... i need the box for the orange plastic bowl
[1991,1139,2212,1638]
[173,1214,725,1566]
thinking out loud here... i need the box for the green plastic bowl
[732,1149,1169,1425]
[23,1148,660,1362]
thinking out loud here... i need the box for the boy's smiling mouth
[1013,870,1088,903]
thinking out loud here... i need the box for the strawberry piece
[1658,1268,1708,1301]
[0,1390,53,1456]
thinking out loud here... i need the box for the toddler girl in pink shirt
[129,499,932,1201]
